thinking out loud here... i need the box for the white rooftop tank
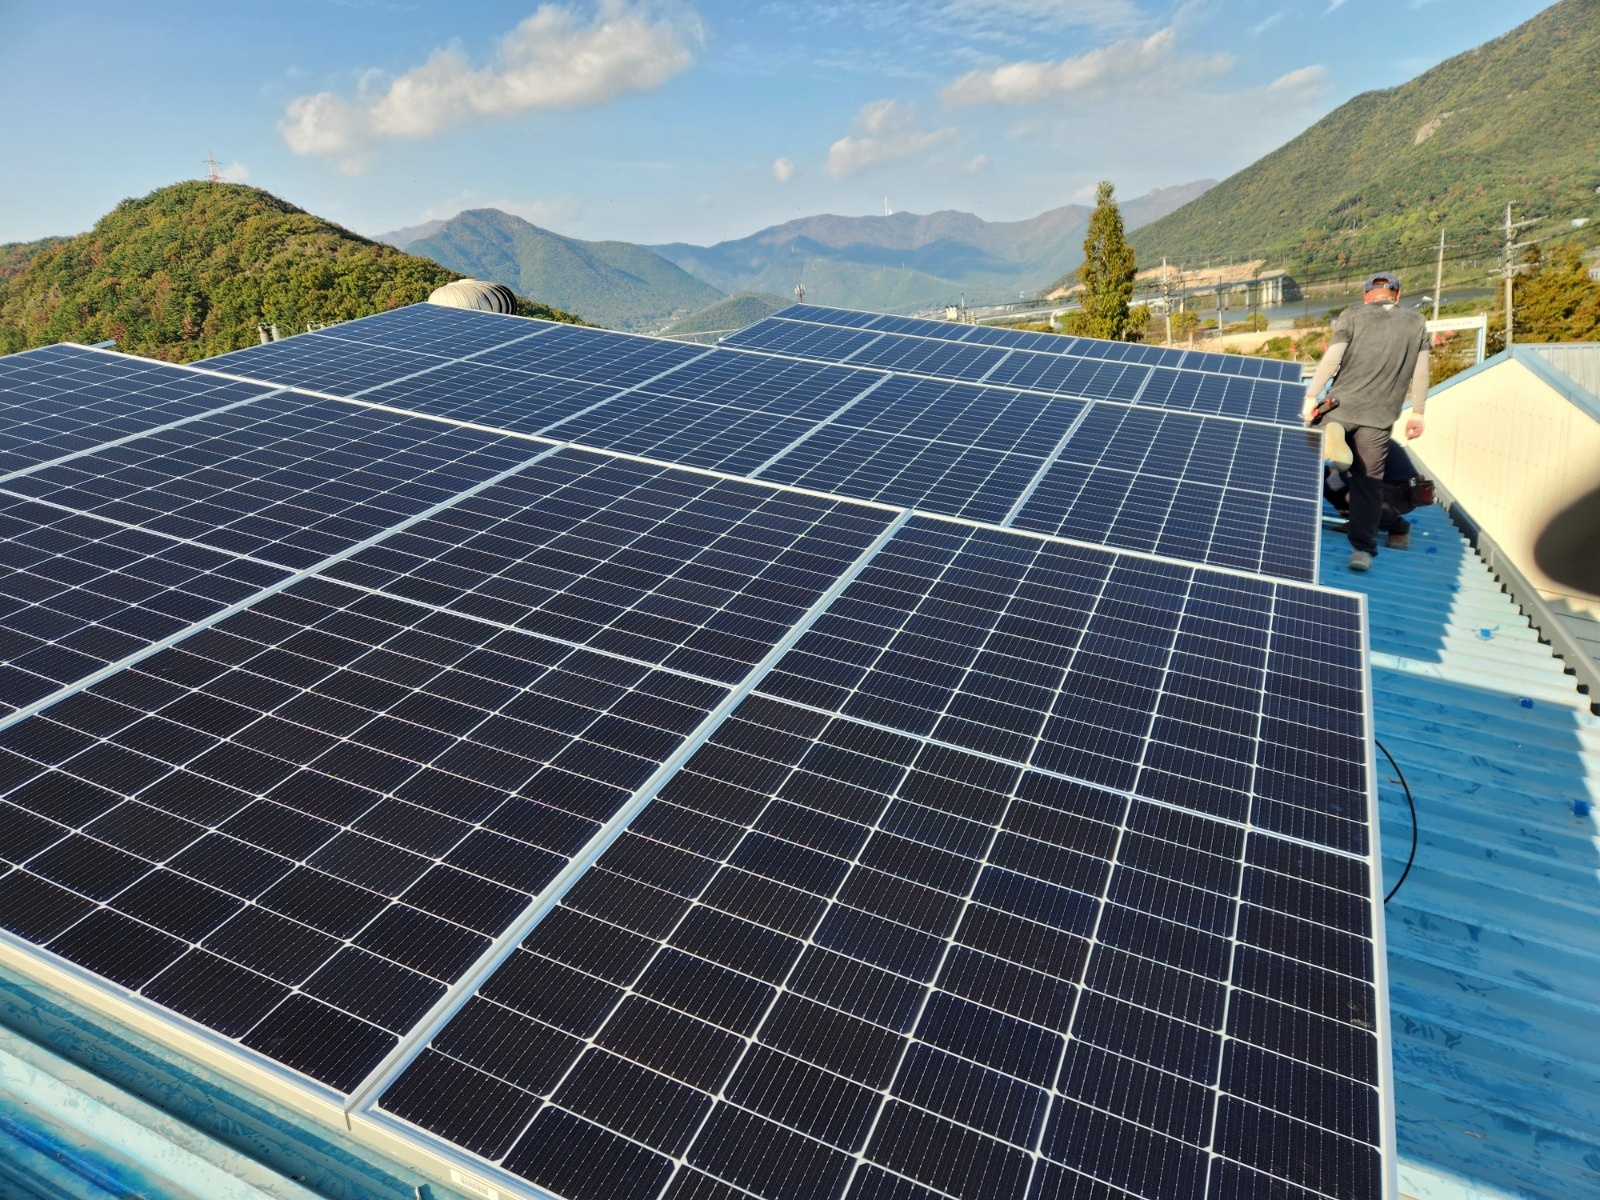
[427,279,516,313]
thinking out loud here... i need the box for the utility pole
[1431,229,1446,322]
[1499,202,1542,347]
[1160,257,1173,345]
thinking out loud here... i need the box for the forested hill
[0,183,578,363]
[1132,0,1600,278]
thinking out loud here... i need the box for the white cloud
[1267,64,1326,97]
[940,0,1145,33]
[282,2,700,170]
[942,27,1232,106]
[965,154,991,173]
[824,100,959,178]
[772,156,797,182]
[1248,10,1283,36]
[219,162,250,183]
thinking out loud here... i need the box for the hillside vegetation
[0,183,578,362]
[661,291,788,336]
[404,209,721,331]
[0,237,68,283]
[1133,0,1600,281]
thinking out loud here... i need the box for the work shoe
[1387,531,1410,550]
[1348,550,1373,572]
[1323,422,1353,470]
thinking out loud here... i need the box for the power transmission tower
[1497,202,1542,346]
[204,151,222,184]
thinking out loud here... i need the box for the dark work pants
[1345,425,1391,555]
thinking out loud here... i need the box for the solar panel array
[0,306,1389,1200]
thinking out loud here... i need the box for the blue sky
[0,0,1554,247]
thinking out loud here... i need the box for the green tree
[1067,181,1138,340]
[1513,245,1600,343]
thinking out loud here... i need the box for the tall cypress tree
[1071,180,1138,340]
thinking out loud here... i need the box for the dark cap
[1364,271,1401,292]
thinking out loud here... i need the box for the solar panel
[769,305,1307,384]
[0,306,1390,1200]
[0,495,288,716]
[724,319,1305,425]
[374,518,1382,1200]
[0,344,276,475]
[0,447,897,1096]
[203,335,452,394]
[1008,407,1323,581]
[1,392,538,569]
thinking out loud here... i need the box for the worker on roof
[1301,271,1429,571]
[1323,442,1427,549]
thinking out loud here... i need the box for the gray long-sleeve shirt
[1306,301,1430,426]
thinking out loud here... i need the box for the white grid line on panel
[345,511,915,1116]
[0,390,286,487]
[745,373,893,477]
[157,340,1317,585]
[723,338,1295,432]
[1000,401,1097,527]
[0,445,565,739]
[1017,569,1193,1198]
[752,313,1301,395]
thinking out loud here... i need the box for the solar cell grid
[1006,406,1322,580]
[202,335,448,395]
[0,344,275,476]
[312,304,536,356]
[0,578,730,1092]
[0,304,1384,1200]
[843,335,1005,383]
[473,323,708,387]
[316,448,895,683]
[374,515,1380,1200]
[771,305,1306,384]
[1,392,537,568]
[729,319,1306,426]
[757,426,1046,526]
[0,496,289,716]
[356,361,621,436]
[721,320,883,363]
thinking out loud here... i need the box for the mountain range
[398,210,722,332]
[1133,0,1600,282]
[375,182,1211,329]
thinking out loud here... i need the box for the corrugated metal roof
[1320,502,1600,1200]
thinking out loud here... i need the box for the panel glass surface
[1,392,537,568]
[768,305,1306,384]
[472,324,707,388]
[357,362,621,436]
[0,496,288,716]
[0,582,729,1092]
[0,345,275,476]
[1010,407,1323,580]
[312,304,538,356]
[203,336,450,396]
[382,518,1379,1200]
[318,449,894,684]
[0,450,892,1095]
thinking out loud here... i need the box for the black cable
[1376,737,1417,903]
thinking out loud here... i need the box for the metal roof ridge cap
[1510,344,1600,422]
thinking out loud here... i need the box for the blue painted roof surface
[1319,503,1600,1200]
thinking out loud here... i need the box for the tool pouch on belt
[1406,476,1435,507]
